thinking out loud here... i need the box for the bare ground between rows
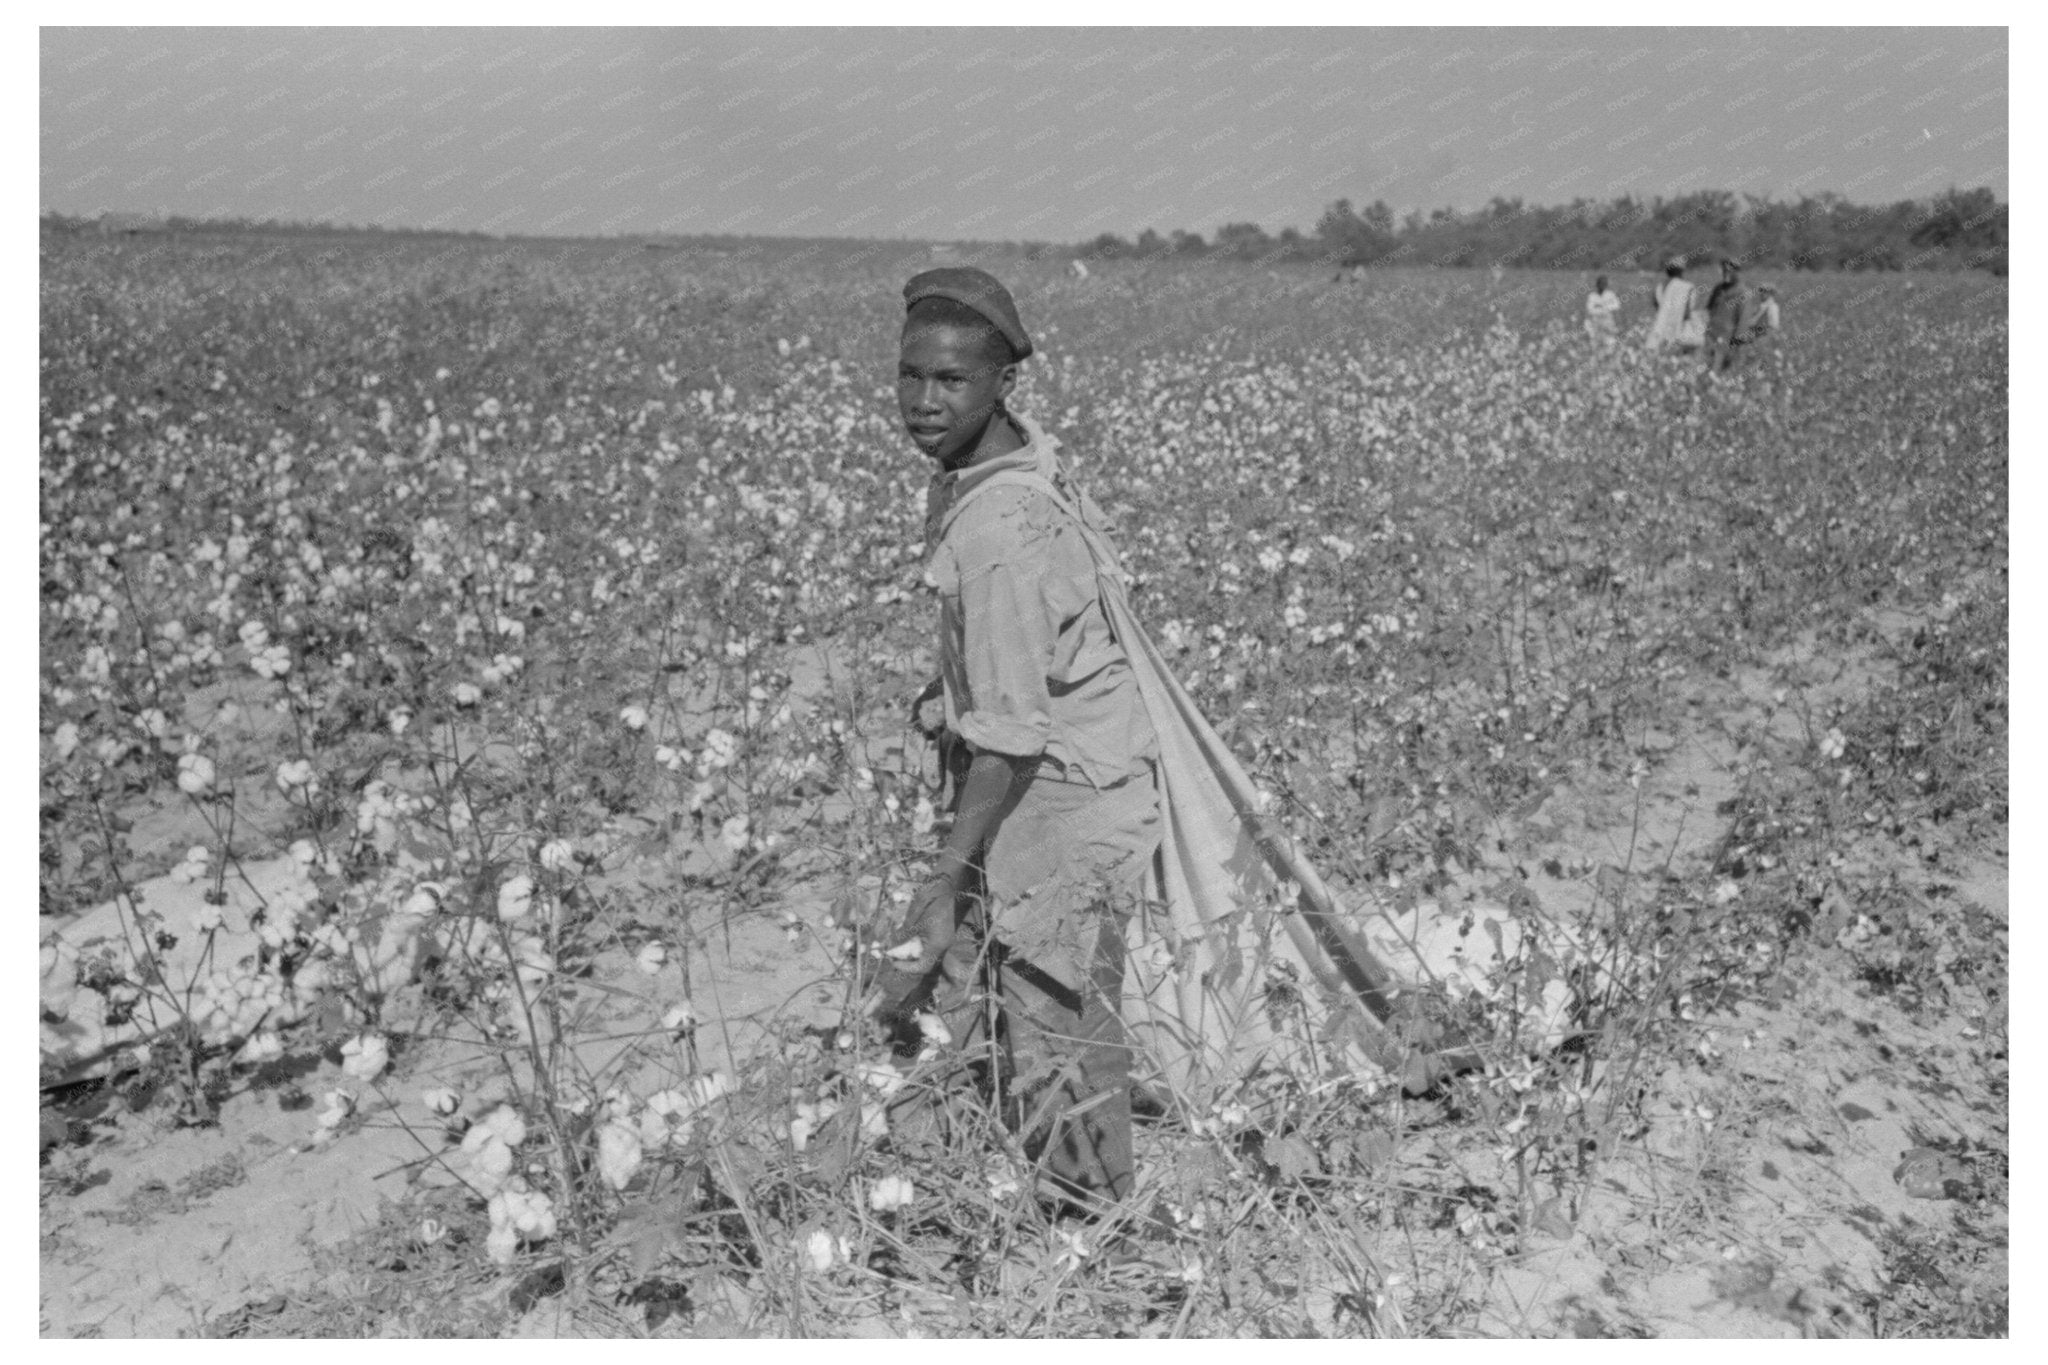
[40,599,2005,1337]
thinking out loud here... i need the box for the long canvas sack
[942,463,1444,1101]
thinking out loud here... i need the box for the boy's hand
[863,872,965,1021]
[892,872,962,972]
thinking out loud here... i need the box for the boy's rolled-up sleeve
[955,553,1057,758]
[946,490,1061,759]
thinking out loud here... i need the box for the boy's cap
[1722,254,1744,269]
[903,267,1033,361]
[1664,254,1687,270]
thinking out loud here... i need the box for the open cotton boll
[340,1033,389,1081]
[496,874,534,922]
[315,1088,356,1133]
[861,1100,889,1141]
[512,935,555,986]
[511,1189,557,1240]
[803,1229,839,1273]
[869,1174,916,1213]
[170,844,211,885]
[236,1030,284,1065]
[914,1011,954,1061]
[596,1119,644,1191]
[856,1059,905,1098]
[698,727,738,771]
[465,1104,527,1151]
[485,1222,519,1266]
[176,753,215,794]
[467,1138,515,1189]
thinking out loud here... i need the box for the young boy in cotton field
[873,266,1163,1215]
[868,267,1421,1226]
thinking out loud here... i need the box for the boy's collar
[933,410,1059,493]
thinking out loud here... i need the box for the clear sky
[40,26,2008,242]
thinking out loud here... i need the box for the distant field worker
[1702,255,1758,372]
[1746,283,1782,342]
[1584,274,1622,341]
[1646,256,1702,352]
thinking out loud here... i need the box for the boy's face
[897,323,1017,468]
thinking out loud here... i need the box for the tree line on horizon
[1064,186,2007,276]
[44,184,2006,277]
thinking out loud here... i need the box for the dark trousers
[913,766,1159,1212]
[991,906,1136,1209]
[913,888,1137,1212]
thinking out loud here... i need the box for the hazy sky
[40,26,2008,241]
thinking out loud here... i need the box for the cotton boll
[236,1031,284,1065]
[176,753,216,794]
[340,1033,389,1081]
[720,814,751,854]
[597,1119,644,1191]
[869,1174,916,1212]
[497,874,534,922]
[485,1221,519,1265]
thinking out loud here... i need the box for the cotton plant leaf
[612,1162,704,1279]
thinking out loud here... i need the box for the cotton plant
[340,1032,390,1082]
[596,1117,645,1192]
[460,1104,528,1194]
[168,843,212,886]
[312,1088,356,1142]
[637,1070,736,1153]
[787,1093,842,1153]
[485,1178,560,1265]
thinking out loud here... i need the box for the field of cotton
[39,229,2007,1338]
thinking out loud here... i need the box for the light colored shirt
[1647,276,1697,349]
[923,414,1157,787]
[1584,289,1621,335]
